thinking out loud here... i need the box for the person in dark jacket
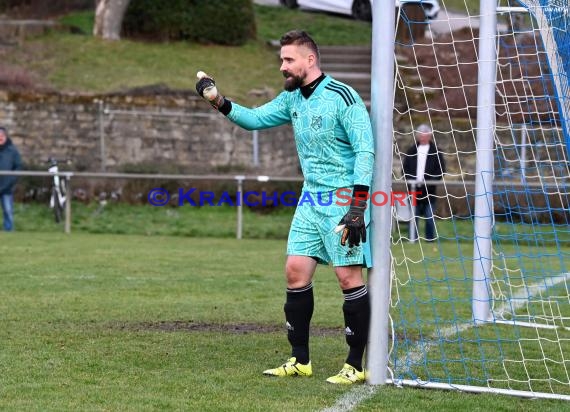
[0,127,22,231]
[402,124,445,241]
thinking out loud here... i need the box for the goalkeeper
[196,30,374,384]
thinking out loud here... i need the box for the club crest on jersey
[311,116,323,130]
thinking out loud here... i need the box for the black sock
[342,285,370,371]
[284,282,314,365]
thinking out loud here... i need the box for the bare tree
[93,0,131,40]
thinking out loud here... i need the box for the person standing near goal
[402,124,446,242]
[196,30,374,384]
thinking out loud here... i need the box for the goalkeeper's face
[282,71,305,91]
[280,44,311,91]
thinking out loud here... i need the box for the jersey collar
[300,73,326,99]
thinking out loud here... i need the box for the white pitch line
[320,384,379,412]
[321,273,570,411]
[497,272,570,313]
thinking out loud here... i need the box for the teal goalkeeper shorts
[286,196,372,268]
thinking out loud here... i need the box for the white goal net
[387,0,570,399]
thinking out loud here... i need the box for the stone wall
[0,89,483,178]
[0,90,300,175]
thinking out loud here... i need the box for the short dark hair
[280,30,320,62]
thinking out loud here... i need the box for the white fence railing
[0,170,303,238]
[1,170,557,238]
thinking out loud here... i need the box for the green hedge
[123,0,256,46]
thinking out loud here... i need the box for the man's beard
[283,71,304,91]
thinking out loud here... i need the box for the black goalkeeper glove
[337,197,367,248]
[195,71,225,110]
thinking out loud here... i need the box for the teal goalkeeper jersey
[226,75,375,194]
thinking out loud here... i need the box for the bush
[123,0,256,46]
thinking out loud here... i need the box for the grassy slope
[11,5,374,104]
[5,1,486,103]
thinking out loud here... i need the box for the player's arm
[336,100,375,247]
[342,101,375,187]
[195,71,290,129]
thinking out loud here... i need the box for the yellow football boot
[326,363,366,384]
[262,357,312,377]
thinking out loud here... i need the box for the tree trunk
[93,0,131,40]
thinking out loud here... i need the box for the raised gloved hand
[336,197,367,248]
[195,71,225,109]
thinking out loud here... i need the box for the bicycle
[47,157,68,223]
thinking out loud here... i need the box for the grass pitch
[1,232,568,411]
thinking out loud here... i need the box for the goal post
[472,0,498,326]
[367,0,398,386]
[368,0,570,400]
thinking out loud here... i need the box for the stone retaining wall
[0,90,300,175]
